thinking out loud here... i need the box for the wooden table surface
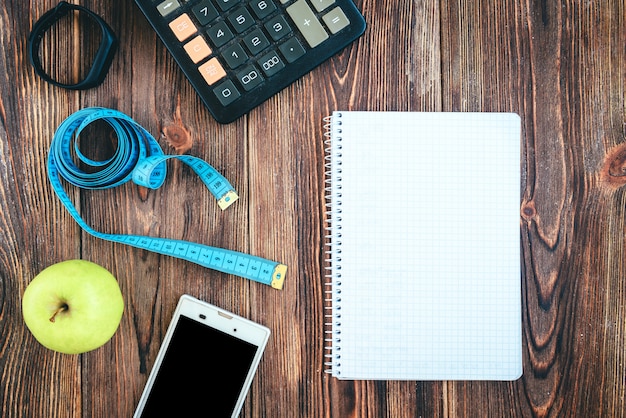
[1,0,625,417]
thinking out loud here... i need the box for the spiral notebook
[323,111,522,380]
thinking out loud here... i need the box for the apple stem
[49,303,69,323]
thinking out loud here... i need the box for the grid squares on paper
[328,111,522,380]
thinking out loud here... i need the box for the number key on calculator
[134,0,366,123]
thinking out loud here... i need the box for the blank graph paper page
[325,111,522,380]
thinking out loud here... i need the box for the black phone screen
[138,315,258,417]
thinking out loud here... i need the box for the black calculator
[134,0,366,123]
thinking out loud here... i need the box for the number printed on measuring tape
[47,107,287,289]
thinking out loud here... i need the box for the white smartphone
[133,294,271,417]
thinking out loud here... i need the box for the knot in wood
[163,124,193,154]
[521,200,536,221]
[600,144,626,189]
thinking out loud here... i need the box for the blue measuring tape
[48,107,286,289]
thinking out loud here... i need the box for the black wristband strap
[28,1,118,90]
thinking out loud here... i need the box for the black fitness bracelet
[27,1,118,90]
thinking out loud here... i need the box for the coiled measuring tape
[47,107,286,289]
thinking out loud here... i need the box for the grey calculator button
[286,0,329,48]
[322,7,350,34]
[157,0,181,16]
[311,0,335,13]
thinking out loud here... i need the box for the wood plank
[442,0,626,417]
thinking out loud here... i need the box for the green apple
[22,259,124,354]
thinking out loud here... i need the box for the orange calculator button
[169,14,197,42]
[199,57,226,85]
[184,36,212,63]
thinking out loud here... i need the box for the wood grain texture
[0,0,624,417]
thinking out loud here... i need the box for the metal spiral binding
[323,112,343,375]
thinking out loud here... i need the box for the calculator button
[222,43,248,68]
[157,0,180,17]
[215,0,240,12]
[279,37,306,63]
[264,15,292,41]
[191,1,219,26]
[199,57,227,85]
[243,29,270,55]
[236,65,264,91]
[286,0,329,48]
[258,50,285,77]
[322,7,350,34]
[169,14,197,41]
[228,7,255,33]
[311,0,335,13]
[207,21,234,47]
[250,0,277,19]
[184,35,212,63]
[214,79,241,106]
